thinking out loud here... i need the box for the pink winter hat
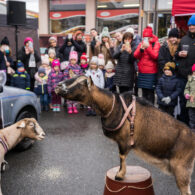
[24,37,33,45]
[192,64,195,72]
[52,59,60,68]
[69,51,78,62]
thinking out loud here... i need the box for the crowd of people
[0,15,195,131]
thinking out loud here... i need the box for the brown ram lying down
[0,118,45,195]
[56,75,195,195]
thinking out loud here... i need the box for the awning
[50,9,138,20]
[172,0,195,16]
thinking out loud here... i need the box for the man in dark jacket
[175,15,195,124]
[59,37,74,62]
[18,37,41,91]
[158,28,180,77]
[71,31,86,63]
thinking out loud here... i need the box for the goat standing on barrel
[55,75,195,195]
[0,118,45,195]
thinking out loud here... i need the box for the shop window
[157,0,172,10]
[158,13,171,38]
[144,0,155,11]
[97,0,139,34]
[49,0,86,34]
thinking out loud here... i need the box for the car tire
[14,110,37,152]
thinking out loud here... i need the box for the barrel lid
[107,166,151,183]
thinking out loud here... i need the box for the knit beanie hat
[163,62,176,73]
[98,54,105,66]
[80,53,87,62]
[49,36,57,43]
[125,27,136,39]
[38,67,46,75]
[41,55,49,65]
[69,51,78,62]
[24,37,33,45]
[101,27,110,38]
[48,48,56,55]
[90,56,98,65]
[1,36,9,46]
[192,64,195,72]
[52,59,60,68]
[188,15,195,26]
[74,30,83,38]
[168,28,179,38]
[105,60,114,70]
[17,61,24,68]
[143,26,153,37]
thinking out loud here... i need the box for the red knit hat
[143,26,153,37]
[80,53,87,62]
[192,64,195,72]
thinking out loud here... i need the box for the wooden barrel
[104,166,155,195]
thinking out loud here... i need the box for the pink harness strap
[104,95,116,118]
[103,95,136,146]
[0,137,8,153]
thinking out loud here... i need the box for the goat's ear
[17,121,26,129]
[87,76,94,91]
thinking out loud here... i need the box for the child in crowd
[47,59,63,112]
[64,51,83,114]
[10,61,30,90]
[34,67,49,111]
[80,53,88,73]
[48,48,56,65]
[98,53,105,76]
[85,56,105,116]
[184,64,195,131]
[105,60,115,91]
[35,55,52,109]
[156,62,181,116]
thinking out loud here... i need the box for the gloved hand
[162,96,171,104]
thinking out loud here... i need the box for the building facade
[39,0,140,36]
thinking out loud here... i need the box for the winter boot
[86,108,92,116]
[73,106,78,114]
[68,107,73,114]
[56,104,61,112]
[53,104,57,112]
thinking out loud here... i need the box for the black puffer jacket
[158,41,176,77]
[59,39,74,61]
[175,31,195,79]
[112,43,136,88]
[156,74,181,106]
[71,39,86,63]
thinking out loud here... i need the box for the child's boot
[53,104,57,112]
[73,106,78,114]
[68,107,73,114]
[56,104,61,112]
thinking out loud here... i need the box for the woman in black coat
[18,37,41,91]
[111,32,136,93]
[45,36,62,60]
[0,37,15,85]
[158,28,180,77]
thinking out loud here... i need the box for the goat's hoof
[1,162,9,173]
[115,173,124,181]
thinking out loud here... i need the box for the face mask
[5,49,9,54]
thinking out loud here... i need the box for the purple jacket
[47,69,63,94]
[63,63,83,80]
